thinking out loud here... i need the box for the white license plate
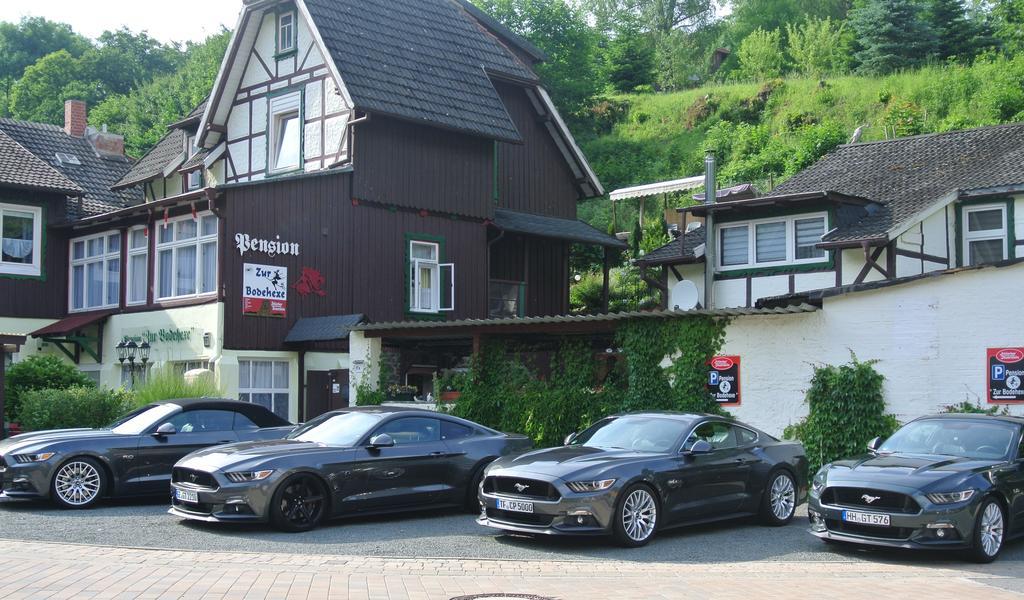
[842,510,890,526]
[497,498,534,513]
[175,488,199,504]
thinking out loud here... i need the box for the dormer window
[717,212,829,272]
[277,10,297,56]
[268,91,303,175]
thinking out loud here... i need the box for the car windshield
[571,416,691,453]
[109,404,180,435]
[287,411,384,446]
[879,419,1019,461]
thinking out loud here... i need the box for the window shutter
[440,263,455,311]
[719,226,749,266]
[755,221,786,263]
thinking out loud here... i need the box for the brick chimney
[89,124,126,157]
[64,100,87,138]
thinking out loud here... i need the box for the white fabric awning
[609,175,704,201]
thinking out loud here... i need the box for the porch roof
[285,314,365,344]
[29,311,113,338]
[492,209,627,248]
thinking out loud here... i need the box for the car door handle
[430,451,446,456]
[216,440,233,444]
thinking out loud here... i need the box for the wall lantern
[116,340,150,386]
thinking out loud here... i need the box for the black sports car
[0,398,292,509]
[169,406,532,531]
[477,412,808,547]
[808,414,1024,562]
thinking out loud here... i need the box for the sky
[0,0,243,44]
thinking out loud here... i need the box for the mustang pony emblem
[861,494,882,504]
[514,483,530,493]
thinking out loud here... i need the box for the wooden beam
[601,247,611,314]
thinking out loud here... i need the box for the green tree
[849,0,935,75]
[927,0,987,61]
[604,25,656,92]
[727,0,851,44]
[0,17,90,116]
[737,28,786,80]
[786,17,850,77]
[587,0,716,34]
[992,0,1024,55]
[8,49,94,123]
[473,0,602,115]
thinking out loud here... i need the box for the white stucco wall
[719,261,1024,437]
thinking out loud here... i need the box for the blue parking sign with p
[709,371,720,386]
[993,364,1006,381]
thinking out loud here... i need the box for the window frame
[276,9,297,57]
[238,359,290,420]
[961,203,1009,267]
[266,90,304,177]
[0,202,43,277]
[154,212,219,302]
[126,226,149,306]
[407,238,454,314]
[716,211,830,272]
[69,230,121,312]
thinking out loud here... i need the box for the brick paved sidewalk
[0,539,1019,600]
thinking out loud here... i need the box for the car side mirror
[685,440,713,456]
[867,436,884,452]
[564,431,578,446]
[154,423,176,437]
[368,433,395,449]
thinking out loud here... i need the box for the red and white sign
[708,355,741,405]
[242,263,288,318]
[988,347,1024,404]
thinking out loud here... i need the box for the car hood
[489,445,665,480]
[176,438,350,472]
[0,428,126,455]
[823,452,1003,488]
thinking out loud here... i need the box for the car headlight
[225,470,274,483]
[13,452,55,463]
[811,467,828,494]
[566,479,616,493]
[926,490,976,504]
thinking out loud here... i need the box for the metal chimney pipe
[703,151,716,309]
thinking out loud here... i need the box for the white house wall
[212,7,352,183]
[719,261,1024,437]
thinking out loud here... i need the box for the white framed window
[962,204,1008,266]
[185,134,203,191]
[1,203,43,277]
[239,359,289,419]
[408,240,454,313]
[70,231,121,311]
[127,226,148,305]
[716,212,829,271]
[277,10,296,54]
[267,91,302,175]
[155,213,218,301]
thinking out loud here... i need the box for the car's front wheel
[967,498,1006,563]
[269,473,327,533]
[760,469,797,526]
[51,457,107,509]
[612,484,659,547]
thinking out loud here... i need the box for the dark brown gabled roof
[0,118,140,219]
[635,226,706,266]
[0,129,83,195]
[493,208,626,248]
[304,0,536,142]
[112,129,186,191]
[765,123,1024,244]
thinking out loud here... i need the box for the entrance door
[306,371,331,420]
[328,369,349,410]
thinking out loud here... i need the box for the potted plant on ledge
[437,371,467,403]
[385,383,418,403]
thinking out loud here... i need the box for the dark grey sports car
[808,414,1024,562]
[0,398,292,509]
[477,412,808,547]
[169,406,532,531]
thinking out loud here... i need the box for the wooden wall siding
[221,173,491,351]
[495,82,580,219]
[220,9,351,184]
[489,234,526,282]
[525,237,569,317]
[352,117,494,220]
[0,192,68,319]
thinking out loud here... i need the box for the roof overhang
[527,87,604,198]
[285,314,365,344]
[492,208,626,248]
[681,190,876,217]
[611,176,704,201]
[59,188,213,229]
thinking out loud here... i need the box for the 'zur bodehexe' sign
[988,347,1024,404]
[122,328,196,344]
[708,355,741,405]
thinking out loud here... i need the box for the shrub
[132,366,224,407]
[19,386,135,432]
[787,354,899,473]
[786,17,850,78]
[942,400,1008,415]
[5,355,95,421]
[737,28,785,81]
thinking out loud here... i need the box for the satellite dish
[669,280,699,311]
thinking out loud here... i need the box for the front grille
[486,507,555,527]
[825,519,914,540]
[484,476,561,501]
[821,487,920,514]
[172,497,214,515]
[171,468,218,489]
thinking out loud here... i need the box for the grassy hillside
[577,55,1024,231]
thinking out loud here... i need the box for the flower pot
[386,392,415,403]
[440,391,461,403]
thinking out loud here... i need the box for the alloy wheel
[621,488,657,542]
[770,473,796,520]
[979,502,1004,557]
[279,475,325,527]
[54,461,101,506]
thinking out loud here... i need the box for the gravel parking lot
[1,495,1022,577]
